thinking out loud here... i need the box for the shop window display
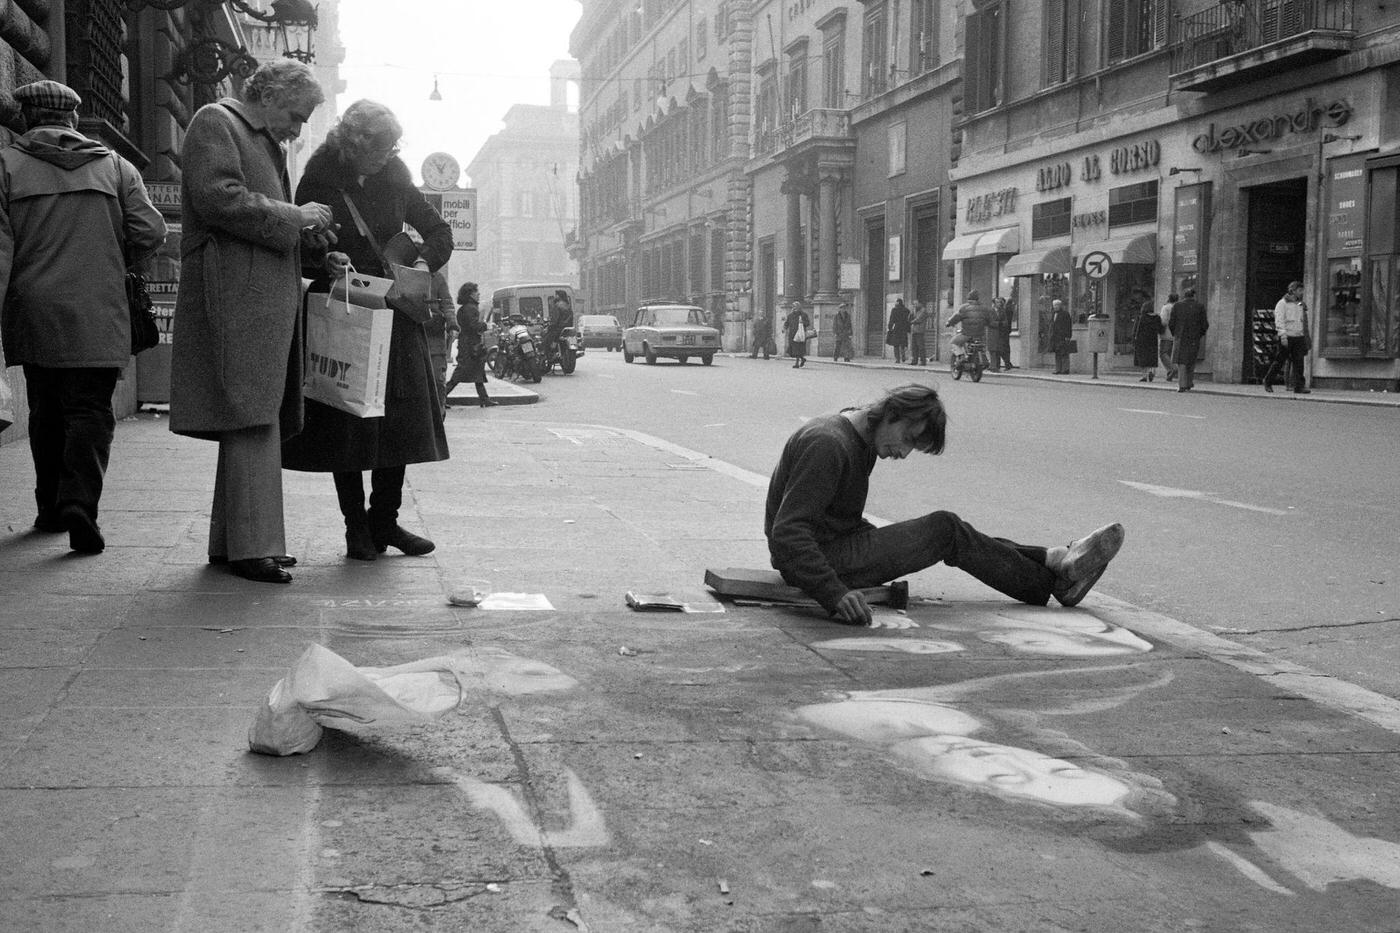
[1322,257,1362,353]
[1112,268,1153,354]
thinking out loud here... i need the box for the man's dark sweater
[765,414,876,612]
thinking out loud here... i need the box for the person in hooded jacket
[0,80,166,554]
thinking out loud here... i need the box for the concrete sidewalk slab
[4,414,1400,931]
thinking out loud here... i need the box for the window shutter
[996,1,1010,108]
[1153,0,1169,48]
[965,8,986,112]
[1066,0,1079,76]
[1044,0,1066,86]
[1105,0,1125,64]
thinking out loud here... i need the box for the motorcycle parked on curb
[952,337,988,382]
[491,316,545,383]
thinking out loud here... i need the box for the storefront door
[1243,179,1307,382]
[912,208,941,358]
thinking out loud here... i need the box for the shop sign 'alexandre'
[1192,98,1353,154]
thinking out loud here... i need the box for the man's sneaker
[1053,523,1124,608]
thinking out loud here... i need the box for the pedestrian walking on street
[444,282,495,408]
[750,305,777,359]
[886,297,911,363]
[832,301,855,362]
[1049,299,1073,373]
[785,299,813,368]
[1262,280,1312,394]
[764,383,1125,626]
[985,297,1006,371]
[1169,288,1209,392]
[909,300,932,366]
[281,99,452,563]
[169,60,333,583]
[0,80,167,553]
[1133,294,1162,382]
[1158,292,1179,381]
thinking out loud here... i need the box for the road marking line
[1119,407,1206,420]
[1119,480,1289,516]
[671,389,699,396]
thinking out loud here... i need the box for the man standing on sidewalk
[1262,281,1311,394]
[909,300,931,366]
[764,383,1125,626]
[831,300,854,362]
[0,80,167,553]
[1169,288,1208,392]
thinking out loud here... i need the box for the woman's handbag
[127,269,160,354]
[342,193,433,324]
[303,267,395,418]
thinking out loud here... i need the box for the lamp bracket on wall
[171,36,259,87]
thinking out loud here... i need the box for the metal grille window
[68,0,128,131]
[1109,180,1158,228]
[1032,198,1071,240]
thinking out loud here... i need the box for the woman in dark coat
[282,99,453,561]
[444,282,495,407]
[1049,299,1073,373]
[1132,297,1162,381]
[886,298,912,363]
[784,300,813,368]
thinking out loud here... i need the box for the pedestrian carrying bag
[126,269,160,354]
[341,193,434,324]
[792,322,808,343]
[303,267,395,418]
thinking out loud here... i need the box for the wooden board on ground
[703,568,908,610]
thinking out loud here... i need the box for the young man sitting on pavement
[764,384,1124,626]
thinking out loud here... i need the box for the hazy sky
[336,0,582,186]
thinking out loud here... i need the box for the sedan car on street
[577,314,623,351]
[623,304,721,365]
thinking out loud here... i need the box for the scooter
[952,338,988,382]
[491,316,545,383]
[542,326,584,374]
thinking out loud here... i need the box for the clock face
[421,152,461,191]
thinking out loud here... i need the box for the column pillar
[784,176,803,300]
[816,168,841,300]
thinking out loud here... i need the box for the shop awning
[1003,245,1072,277]
[942,227,1021,262]
[1080,233,1158,266]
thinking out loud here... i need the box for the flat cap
[13,80,82,111]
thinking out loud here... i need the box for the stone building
[462,60,581,298]
[948,0,1400,387]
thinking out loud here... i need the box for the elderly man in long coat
[1169,287,1209,393]
[169,60,336,583]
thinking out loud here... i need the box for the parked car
[578,314,623,351]
[623,304,721,365]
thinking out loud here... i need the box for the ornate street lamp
[125,0,319,85]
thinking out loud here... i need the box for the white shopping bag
[303,269,394,418]
[248,644,471,756]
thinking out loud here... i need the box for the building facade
[462,60,581,298]
[948,0,1400,387]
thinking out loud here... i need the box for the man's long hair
[865,384,948,454]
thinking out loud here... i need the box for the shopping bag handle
[328,263,359,315]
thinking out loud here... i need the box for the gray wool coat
[169,99,306,441]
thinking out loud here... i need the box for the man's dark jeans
[1263,336,1308,391]
[819,510,1056,606]
[23,365,119,520]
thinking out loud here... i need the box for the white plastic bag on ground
[248,644,470,756]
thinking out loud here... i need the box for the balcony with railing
[754,109,853,158]
[1170,0,1356,92]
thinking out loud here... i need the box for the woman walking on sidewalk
[444,282,495,408]
[785,300,813,368]
[1133,295,1162,382]
[282,99,452,562]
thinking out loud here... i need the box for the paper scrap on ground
[248,644,470,756]
[448,587,487,607]
[479,592,555,611]
[625,590,726,613]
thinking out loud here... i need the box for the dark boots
[335,468,435,558]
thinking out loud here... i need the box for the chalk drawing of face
[930,609,1152,657]
[812,637,965,655]
[795,698,980,744]
[474,647,579,695]
[889,736,1132,808]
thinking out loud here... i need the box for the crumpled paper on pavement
[248,644,470,756]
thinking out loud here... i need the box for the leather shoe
[33,509,65,533]
[371,524,435,556]
[346,524,378,561]
[61,505,104,554]
[229,557,292,584]
[209,554,296,567]
[1294,388,1312,394]
[1263,382,1274,393]
[1053,523,1125,608]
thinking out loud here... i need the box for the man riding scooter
[544,289,573,359]
[946,289,992,374]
